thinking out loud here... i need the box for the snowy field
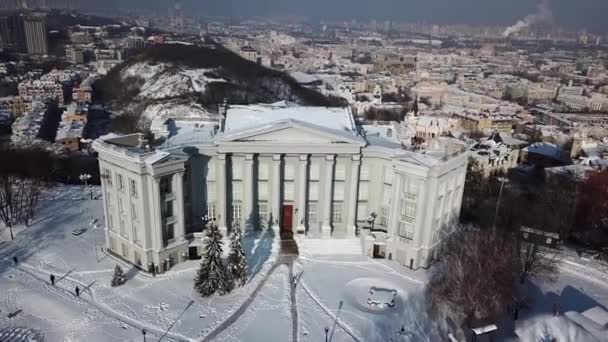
[1,185,608,341]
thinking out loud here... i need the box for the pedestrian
[75,286,80,297]
[50,274,55,286]
[12,256,17,265]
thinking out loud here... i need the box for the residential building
[23,12,47,55]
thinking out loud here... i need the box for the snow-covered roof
[290,71,321,84]
[224,102,357,135]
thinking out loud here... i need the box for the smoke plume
[503,0,553,37]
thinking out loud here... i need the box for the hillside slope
[94,44,345,122]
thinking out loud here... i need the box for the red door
[282,205,293,237]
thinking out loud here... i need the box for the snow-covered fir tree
[229,222,248,287]
[194,223,229,297]
[111,265,127,287]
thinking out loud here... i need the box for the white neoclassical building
[93,102,469,273]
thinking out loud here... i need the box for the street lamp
[492,177,509,232]
[79,173,93,200]
[325,327,329,342]
[141,328,147,342]
[366,212,377,232]
[80,173,99,262]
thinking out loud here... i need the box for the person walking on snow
[50,274,55,286]
[75,286,80,297]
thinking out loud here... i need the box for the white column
[217,153,228,235]
[347,155,361,238]
[173,171,186,241]
[243,154,255,231]
[321,154,335,237]
[296,154,308,235]
[272,154,282,229]
[152,177,163,253]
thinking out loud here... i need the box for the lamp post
[325,327,329,342]
[492,177,509,232]
[141,328,147,342]
[80,173,99,262]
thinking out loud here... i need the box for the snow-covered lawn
[1,185,608,342]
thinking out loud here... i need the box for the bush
[111,265,127,287]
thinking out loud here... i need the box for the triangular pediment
[218,120,365,145]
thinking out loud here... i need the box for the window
[232,203,242,223]
[379,206,389,227]
[283,182,295,201]
[357,203,368,221]
[231,161,242,180]
[108,213,114,231]
[358,182,369,201]
[207,202,217,220]
[130,203,137,220]
[207,161,216,180]
[103,169,112,185]
[118,197,124,214]
[119,218,126,237]
[258,181,269,201]
[258,163,269,180]
[360,164,370,181]
[129,179,137,197]
[309,163,320,180]
[333,182,344,201]
[163,223,175,243]
[308,182,319,201]
[132,224,140,245]
[284,164,295,180]
[308,203,318,223]
[383,167,393,185]
[335,163,346,181]
[332,203,343,223]
[117,174,124,190]
[232,182,242,201]
[110,237,116,251]
[398,222,413,242]
[258,202,269,225]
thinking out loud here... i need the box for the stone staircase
[297,238,363,257]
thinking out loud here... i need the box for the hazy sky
[84,0,608,31]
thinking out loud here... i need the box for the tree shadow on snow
[243,228,275,282]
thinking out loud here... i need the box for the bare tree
[516,229,560,284]
[429,227,517,328]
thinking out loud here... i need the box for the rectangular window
[232,203,242,223]
[132,224,140,245]
[398,222,414,242]
[258,163,269,180]
[117,174,124,190]
[360,164,370,181]
[307,202,318,223]
[309,163,320,181]
[207,161,216,180]
[108,213,114,231]
[258,181,269,201]
[110,236,116,251]
[258,202,269,225]
[232,181,242,201]
[358,182,369,201]
[207,202,217,220]
[284,164,295,180]
[119,218,126,237]
[118,197,124,214]
[103,169,112,185]
[333,182,344,201]
[383,167,393,185]
[129,179,137,197]
[332,203,343,223]
[207,183,216,202]
[130,203,137,220]
[335,163,346,181]
[357,203,368,221]
[382,184,392,205]
[163,223,175,243]
[308,182,319,201]
[379,206,390,227]
[232,161,242,180]
[283,182,295,201]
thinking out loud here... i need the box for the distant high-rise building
[23,12,47,55]
[0,11,25,51]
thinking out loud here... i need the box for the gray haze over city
[76,0,607,31]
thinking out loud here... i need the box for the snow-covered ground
[1,185,608,341]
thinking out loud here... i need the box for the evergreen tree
[194,223,229,297]
[229,223,248,287]
[111,265,127,287]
